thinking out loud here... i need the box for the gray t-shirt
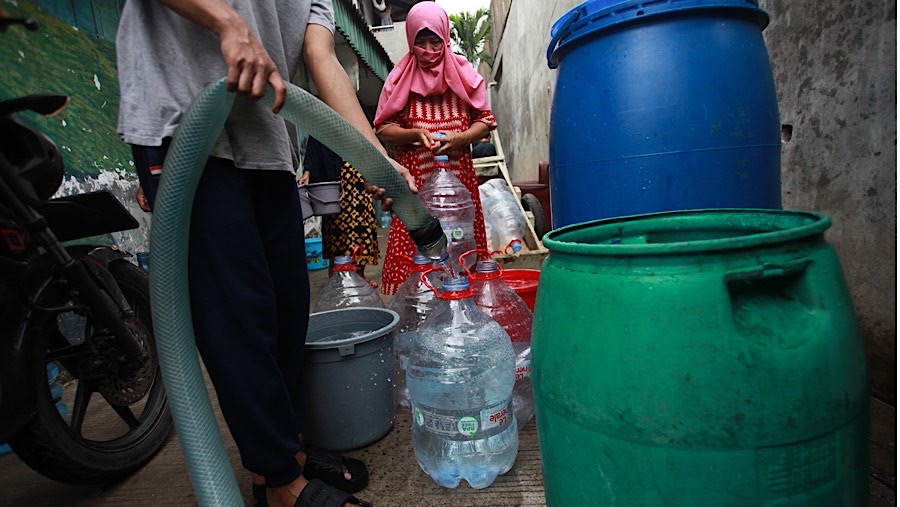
[116,0,334,173]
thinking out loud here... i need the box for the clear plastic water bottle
[418,154,476,276]
[313,255,384,311]
[408,274,518,489]
[479,179,526,253]
[388,254,439,407]
[469,257,534,426]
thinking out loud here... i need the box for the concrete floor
[0,226,894,506]
[0,226,548,506]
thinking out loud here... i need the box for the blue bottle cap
[442,275,470,291]
[333,255,352,265]
[475,259,500,273]
[435,155,450,163]
[412,254,432,265]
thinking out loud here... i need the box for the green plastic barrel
[532,209,869,506]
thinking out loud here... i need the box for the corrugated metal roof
[334,0,394,82]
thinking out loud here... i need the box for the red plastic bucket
[500,269,541,313]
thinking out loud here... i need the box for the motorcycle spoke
[110,403,141,429]
[69,381,94,435]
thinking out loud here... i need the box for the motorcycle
[0,15,172,484]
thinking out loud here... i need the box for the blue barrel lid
[548,0,770,69]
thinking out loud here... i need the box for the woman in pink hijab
[376,1,496,295]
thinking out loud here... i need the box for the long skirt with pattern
[321,162,380,266]
[380,151,488,295]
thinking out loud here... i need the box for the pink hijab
[373,2,488,126]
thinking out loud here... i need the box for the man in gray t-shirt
[117,2,412,506]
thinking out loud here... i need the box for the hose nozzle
[408,217,449,261]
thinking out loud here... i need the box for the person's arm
[158,0,287,112]
[303,23,416,193]
[377,124,434,148]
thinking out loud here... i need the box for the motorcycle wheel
[10,259,173,484]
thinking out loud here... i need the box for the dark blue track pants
[186,159,309,488]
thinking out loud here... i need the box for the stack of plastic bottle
[468,253,535,425]
[387,254,439,407]
[407,272,518,489]
[478,179,527,254]
[313,254,384,312]
[417,153,476,276]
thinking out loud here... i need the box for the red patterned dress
[377,90,497,295]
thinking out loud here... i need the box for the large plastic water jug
[418,155,476,275]
[408,273,518,489]
[468,254,534,426]
[387,254,438,407]
[313,254,384,312]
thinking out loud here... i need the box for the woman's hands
[412,128,434,148]
[431,130,471,155]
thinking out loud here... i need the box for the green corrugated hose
[149,78,438,506]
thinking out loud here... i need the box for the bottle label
[515,359,532,380]
[413,397,513,439]
[440,222,471,243]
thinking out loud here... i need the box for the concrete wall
[488,0,580,181]
[490,0,896,403]
[373,21,409,64]
[758,0,897,404]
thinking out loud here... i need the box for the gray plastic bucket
[298,187,313,220]
[307,181,343,215]
[303,308,400,451]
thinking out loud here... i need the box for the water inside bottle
[436,256,457,279]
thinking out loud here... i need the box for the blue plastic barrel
[547,0,782,228]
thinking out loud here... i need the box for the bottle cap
[412,254,432,265]
[439,275,473,299]
[443,276,469,290]
[435,155,450,163]
[332,255,358,271]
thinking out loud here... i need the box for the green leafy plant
[449,7,492,68]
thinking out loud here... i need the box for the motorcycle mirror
[0,95,70,118]
[0,16,39,31]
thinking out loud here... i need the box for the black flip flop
[251,449,369,505]
[302,447,369,493]
[294,478,372,507]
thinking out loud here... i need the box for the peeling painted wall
[758,0,896,403]
[1,1,149,253]
[490,0,896,402]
